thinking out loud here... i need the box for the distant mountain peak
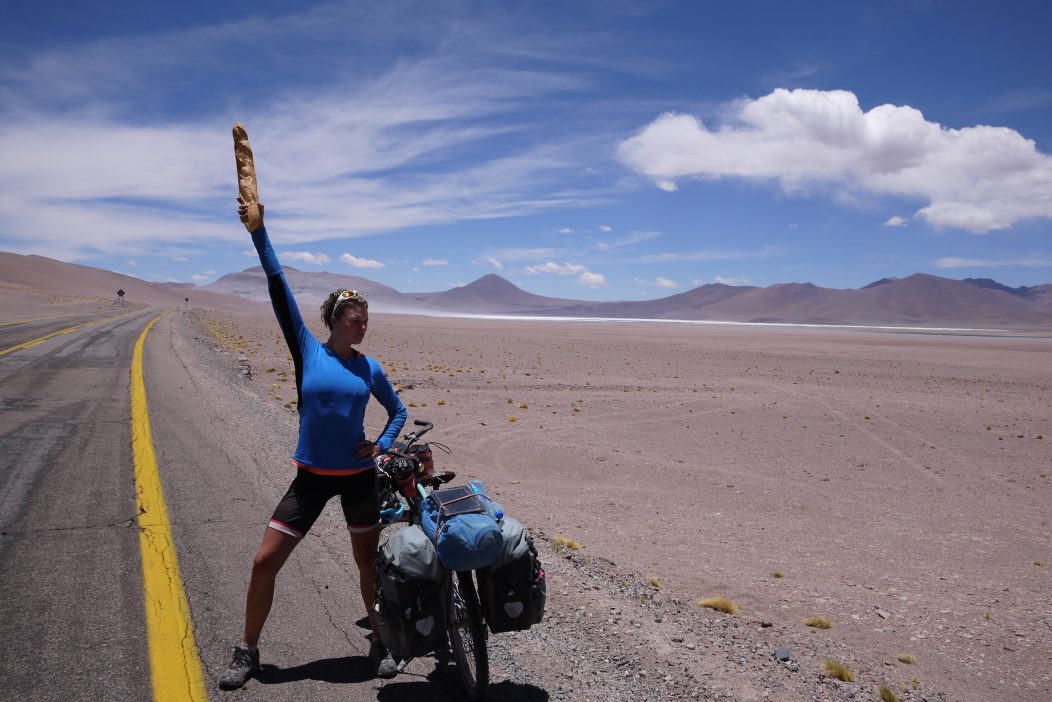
[862,277,898,289]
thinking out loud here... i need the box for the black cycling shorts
[268,468,379,538]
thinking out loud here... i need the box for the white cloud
[713,275,752,286]
[191,273,209,282]
[557,227,574,234]
[524,260,606,287]
[884,215,909,227]
[618,88,1052,234]
[595,231,660,251]
[283,251,332,265]
[634,276,681,289]
[599,224,612,232]
[578,271,607,287]
[422,258,448,266]
[477,247,560,269]
[126,259,138,266]
[639,245,779,263]
[0,7,614,261]
[340,253,384,269]
[934,255,1052,268]
[524,261,586,275]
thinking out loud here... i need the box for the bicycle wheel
[447,570,489,700]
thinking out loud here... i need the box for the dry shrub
[697,597,739,615]
[770,571,784,578]
[804,616,831,629]
[896,653,916,665]
[822,658,854,682]
[647,576,661,588]
[553,535,581,551]
[879,685,899,702]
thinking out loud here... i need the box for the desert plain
[185,304,1051,701]
[2,276,1050,700]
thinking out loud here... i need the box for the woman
[220,199,407,688]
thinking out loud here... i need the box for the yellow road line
[131,310,207,702]
[0,319,101,356]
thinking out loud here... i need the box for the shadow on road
[253,651,549,701]
[255,656,373,685]
[377,660,550,702]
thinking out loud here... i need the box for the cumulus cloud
[599,224,612,232]
[422,258,448,266]
[618,88,1052,233]
[884,215,909,227]
[524,261,606,287]
[283,251,332,265]
[934,255,1052,268]
[191,273,209,282]
[634,276,681,289]
[340,253,384,269]
[578,271,607,287]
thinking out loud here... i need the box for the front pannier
[375,525,449,660]
[476,517,546,633]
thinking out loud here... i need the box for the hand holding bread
[232,122,262,232]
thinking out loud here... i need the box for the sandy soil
[187,308,1052,701]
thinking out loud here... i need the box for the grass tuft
[804,616,831,629]
[647,576,661,588]
[896,653,916,665]
[770,571,784,578]
[879,685,900,702]
[553,534,581,551]
[697,596,739,615]
[822,658,854,682]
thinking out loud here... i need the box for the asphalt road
[0,309,493,702]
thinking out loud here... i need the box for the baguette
[232,122,262,232]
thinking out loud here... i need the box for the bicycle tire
[448,570,489,700]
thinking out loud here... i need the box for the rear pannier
[476,517,546,633]
[375,525,449,660]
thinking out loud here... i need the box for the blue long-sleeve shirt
[252,226,406,473]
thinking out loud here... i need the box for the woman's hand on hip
[355,440,379,460]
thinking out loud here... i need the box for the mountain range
[2,248,1050,328]
[202,265,1052,328]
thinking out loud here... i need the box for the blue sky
[2,0,1050,300]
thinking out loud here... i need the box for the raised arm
[239,199,313,370]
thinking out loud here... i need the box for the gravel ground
[178,309,971,702]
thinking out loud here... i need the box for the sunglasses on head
[332,289,365,316]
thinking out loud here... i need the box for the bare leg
[243,527,299,647]
[350,526,382,636]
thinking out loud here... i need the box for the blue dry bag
[419,486,503,572]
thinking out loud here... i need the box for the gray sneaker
[369,636,398,679]
[219,645,260,689]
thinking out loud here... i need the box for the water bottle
[468,479,504,521]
